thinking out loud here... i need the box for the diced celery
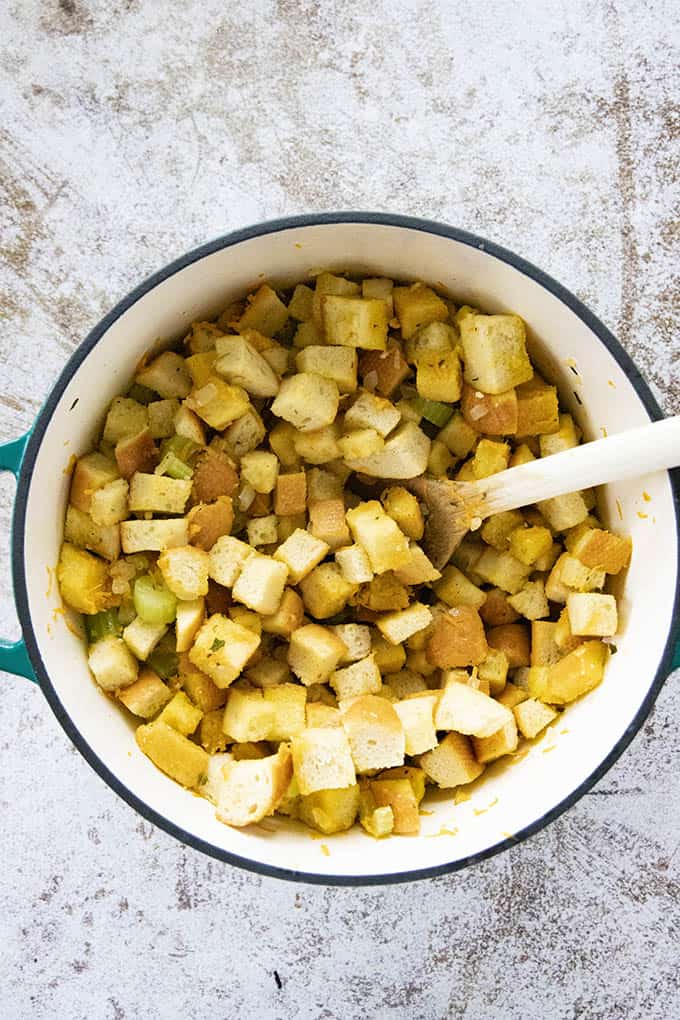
[412,397,453,427]
[161,435,200,464]
[155,452,193,480]
[84,610,120,644]
[148,632,179,679]
[133,575,177,625]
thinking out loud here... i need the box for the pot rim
[13,212,680,885]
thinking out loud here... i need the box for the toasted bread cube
[201,751,233,805]
[344,391,401,437]
[237,283,288,336]
[185,320,223,354]
[340,695,405,773]
[120,519,188,555]
[496,681,529,709]
[381,486,424,541]
[274,528,328,584]
[228,605,262,637]
[288,624,346,686]
[103,396,149,445]
[321,295,388,350]
[475,547,531,594]
[220,407,264,460]
[245,658,292,690]
[507,580,550,621]
[369,778,419,834]
[271,372,339,433]
[426,439,454,477]
[385,670,428,698]
[516,376,559,435]
[337,428,384,462]
[122,617,167,661]
[538,491,589,532]
[179,654,226,712]
[299,562,355,619]
[377,602,433,646]
[296,344,358,393]
[393,694,438,755]
[358,782,394,838]
[437,411,478,459]
[508,525,554,567]
[136,720,208,788]
[544,553,573,603]
[293,319,323,349]
[460,313,533,394]
[419,732,484,788]
[346,501,411,575]
[371,633,406,674]
[461,383,518,435]
[174,597,206,653]
[222,687,276,742]
[186,350,218,388]
[88,636,138,692]
[216,746,293,827]
[405,649,437,677]
[118,666,171,717]
[192,449,238,506]
[405,320,457,363]
[158,690,203,736]
[114,427,159,480]
[208,535,253,588]
[393,544,441,586]
[157,546,209,601]
[230,741,272,761]
[274,471,306,516]
[136,351,191,399]
[570,528,632,575]
[509,443,536,467]
[477,647,509,695]
[185,498,233,553]
[70,452,120,514]
[186,377,250,431]
[426,606,488,668]
[292,726,356,794]
[214,335,280,398]
[261,587,304,637]
[306,703,342,729]
[308,498,351,550]
[299,784,360,834]
[393,283,449,340]
[359,345,409,397]
[189,614,260,688]
[261,684,307,741]
[415,348,462,403]
[330,654,382,700]
[355,573,409,612]
[232,553,288,615]
[128,472,192,515]
[529,640,609,704]
[330,623,371,664]
[89,478,129,528]
[379,765,426,802]
[293,423,342,464]
[433,564,485,609]
[198,709,229,753]
[147,398,180,440]
[64,505,120,561]
[513,698,559,739]
[530,621,563,667]
[480,587,521,627]
[486,623,531,668]
[343,421,431,479]
[362,276,394,314]
[566,593,618,636]
[471,439,511,479]
[539,413,580,457]
[246,515,278,547]
[472,716,518,763]
[288,283,314,321]
[335,544,374,584]
[240,450,279,495]
[435,678,513,738]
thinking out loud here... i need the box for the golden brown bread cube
[274,471,307,516]
[461,383,518,435]
[570,528,632,575]
[426,606,488,668]
[393,283,449,340]
[370,777,420,834]
[118,667,172,718]
[192,448,239,504]
[359,346,410,396]
[187,497,234,552]
[115,428,159,479]
[528,640,609,704]
[70,452,120,514]
[419,732,484,788]
[486,623,531,668]
[58,543,113,615]
[515,376,560,435]
[136,720,209,788]
[472,717,519,763]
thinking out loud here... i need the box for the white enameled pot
[2,214,678,885]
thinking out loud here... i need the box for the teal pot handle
[0,431,36,682]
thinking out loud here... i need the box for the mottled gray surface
[1,2,678,1018]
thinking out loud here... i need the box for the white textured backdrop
[1,2,678,1018]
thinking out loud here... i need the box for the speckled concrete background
[1,2,678,1018]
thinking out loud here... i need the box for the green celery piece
[133,575,177,625]
[412,396,453,427]
[84,610,120,644]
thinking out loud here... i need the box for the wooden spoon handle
[478,416,680,516]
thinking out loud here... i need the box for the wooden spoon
[407,416,680,569]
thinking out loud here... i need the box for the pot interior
[22,220,678,880]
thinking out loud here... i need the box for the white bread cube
[341,695,405,773]
[148,398,180,439]
[393,694,438,755]
[321,295,388,349]
[209,536,253,587]
[262,683,307,741]
[537,491,589,531]
[566,593,618,636]
[376,602,433,645]
[342,421,431,480]
[330,654,382,700]
[393,544,441,585]
[122,617,168,661]
[539,413,580,456]
[288,624,346,686]
[64,505,120,561]
[507,579,550,621]
[224,406,266,457]
[222,687,276,742]
[345,501,411,574]
[385,670,428,698]
[136,351,192,398]
[175,597,206,653]
[291,727,356,794]
[240,450,279,493]
[306,703,342,728]
[260,587,304,637]
[189,614,260,688]
[246,658,293,688]
[232,553,288,615]
[472,717,519,763]
[120,518,189,553]
[459,313,533,394]
[246,515,279,547]
[475,547,531,595]
[513,698,559,739]
[90,478,129,527]
[102,396,148,444]
[216,747,293,827]
[128,472,192,514]
[158,545,210,600]
[335,544,374,584]
[307,467,343,502]
[296,345,358,393]
[331,623,372,663]
[271,372,339,432]
[214,334,280,398]
[435,677,513,737]
[419,732,484,788]
[293,424,342,464]
[274,528,329,583]
[202,752,233,805]
[560,555,606,591]
[344,391,401,437]
[88,636,138,692]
